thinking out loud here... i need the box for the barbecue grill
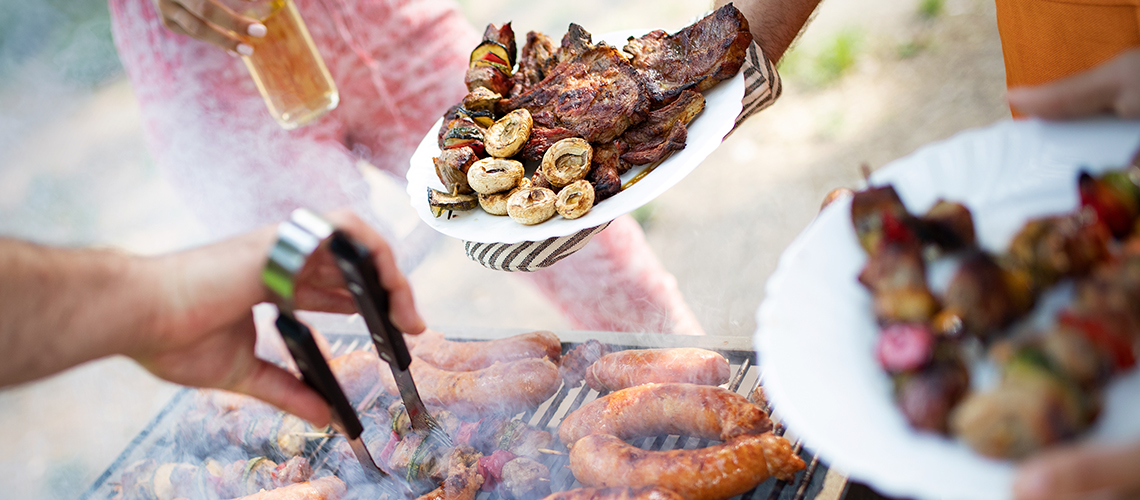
[80,315,853,500]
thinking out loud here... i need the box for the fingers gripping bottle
[232,0,339,129]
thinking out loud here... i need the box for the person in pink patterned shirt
[110,0,789,336]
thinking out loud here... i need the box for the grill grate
[81,324,847,500]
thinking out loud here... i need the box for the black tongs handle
[275,313,365,440]
[328,232,413,371]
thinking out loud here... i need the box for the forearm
[0,228,275,388]
[0,239,160,386]
[716,0,823,64]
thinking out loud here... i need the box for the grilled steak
[623,3,751,106]
[620,89,705,165]
[499,42,650,143]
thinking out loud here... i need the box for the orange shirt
[995,0,1140,90]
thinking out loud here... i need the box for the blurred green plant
[918,0,944,19]
[632,201,656,228]
[0,0,123,87]
[897,38,930,59]
[778,28,863,88]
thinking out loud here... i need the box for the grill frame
[80,320,849,500]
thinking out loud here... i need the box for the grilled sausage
[377,357,563,420]
[542,486,687,500]
[407,330,563,371]
[558,383,771,446]
[231,476,346,500]
[568,434,804,500]
[583,348,730,392]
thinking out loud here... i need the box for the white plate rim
[754,118,1140,500]
[405,28,745,244]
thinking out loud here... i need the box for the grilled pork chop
[623,3,751,106]
[498,39,649,143]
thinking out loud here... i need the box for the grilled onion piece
[556,180,595,219]
[468,158,524,195]
[486,109,533,158]
[508,186,557,225]
[541,138,593,188]
[429,188,478,217]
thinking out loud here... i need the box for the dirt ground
[0,0,1010,498]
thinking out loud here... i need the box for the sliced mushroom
[428,188,478,217]
[507,186,557,225]
[485,109,533,158]
[555,180,595,219]
[468,158,524,195]
[433,146,477,195]
[540,138,592,188]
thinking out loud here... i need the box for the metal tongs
[263,209,412,496]
[324,217,455,450]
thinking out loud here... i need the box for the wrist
[141,227,278,358]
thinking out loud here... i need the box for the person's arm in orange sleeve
[0,209,425,428]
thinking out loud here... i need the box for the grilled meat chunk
[466,65,513,96]
[620,90,705,166]
[588,142,627,200]
[511,31,558,96]
[858,241,940,324]
[942,252,1035,339]
[560,339,616,388]
[518,126,577,162]
[558,23,595,63]
[500,457,551,500]
[623,4,751,106]
[499,43,649,143]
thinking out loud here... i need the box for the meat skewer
[115,456,313,500]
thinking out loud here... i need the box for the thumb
[230,359,332,428]
[1014,440,1140,500]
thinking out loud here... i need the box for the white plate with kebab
[405,7,748,244]
[756,119,1140,500]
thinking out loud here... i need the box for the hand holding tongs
[262,209,420,495]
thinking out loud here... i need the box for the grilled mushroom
[555,180,595,219]
[508,186,557,225]
[486,109,533,158]
[428,188,478,217]
[480,178,530,216]
[540,138,592,188]
[468,158,524,195]
[460,87,502,128]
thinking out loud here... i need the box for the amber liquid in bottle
[243,0,338,129]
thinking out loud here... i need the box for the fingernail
[237,43,254,56]
[247,23,267,37]
[1014,465,1053,500]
